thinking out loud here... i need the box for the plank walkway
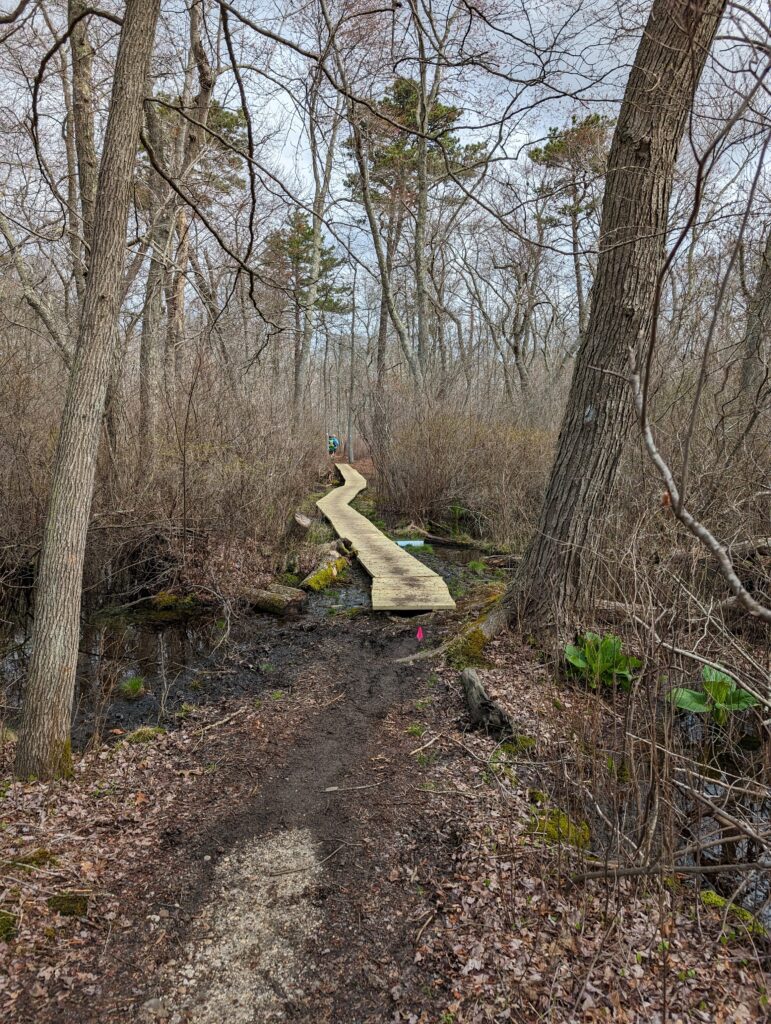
[317,464,456,612]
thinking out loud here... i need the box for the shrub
[365,387,557,548]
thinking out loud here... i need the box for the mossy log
[246,583,307,615]
[300,546,349,592]
[460,668,514,738]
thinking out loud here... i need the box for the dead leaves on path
[0,702,269,1020]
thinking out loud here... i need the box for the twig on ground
[266,844,346,877]
[197,709,245,734]
[323,781,385,792]
[409,733,443,755]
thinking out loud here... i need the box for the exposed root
[395,600,510,665]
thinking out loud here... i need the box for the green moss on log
[700,890,766,937]
[302,557,347,592]
[0,910,17,941]
[447,627,490,669]
[529,808,590,850]
[47,892,89,916]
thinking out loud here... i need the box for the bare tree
[511,0,727,625]
[15,0,162,780]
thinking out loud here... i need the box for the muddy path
[154,622,422,1023]
[50,599,461,1024]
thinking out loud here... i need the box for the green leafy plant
[564,632,641,690]
[669,667,758,727]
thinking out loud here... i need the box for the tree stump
[460,668,514,738]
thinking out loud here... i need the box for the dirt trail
[131,614,439,1024]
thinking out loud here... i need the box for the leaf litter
[0,608,768,1023]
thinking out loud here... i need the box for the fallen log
[460,668,514,738]
[245,582,307,615]
[483,554,522,569]
[300,545,349,592]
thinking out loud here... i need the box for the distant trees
[740,228,771,399]
[345,77,485,384]
[263,209,348,411]
[529,115,612,345]
[137,2,217,458]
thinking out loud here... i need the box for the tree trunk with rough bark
[15,0,161,780]
[512,0,726,625]
[68,0,98,263]
[740,228,771,397]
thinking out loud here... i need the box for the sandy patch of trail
[145,828,322,1024]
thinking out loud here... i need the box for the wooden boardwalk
[317,465,456,612]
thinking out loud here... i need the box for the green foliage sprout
[669,666,758,727]
[564,632,641,690]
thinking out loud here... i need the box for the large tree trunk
[15,0,161,780]
[512,0,726,625]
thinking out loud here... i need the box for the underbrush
[398,633,770,1021]
[364,385,557,548]
[523,596,771,962]
[0,355,325,614]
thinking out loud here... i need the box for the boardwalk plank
[317,465,456,612]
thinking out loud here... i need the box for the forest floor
[1,494,769,1022]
